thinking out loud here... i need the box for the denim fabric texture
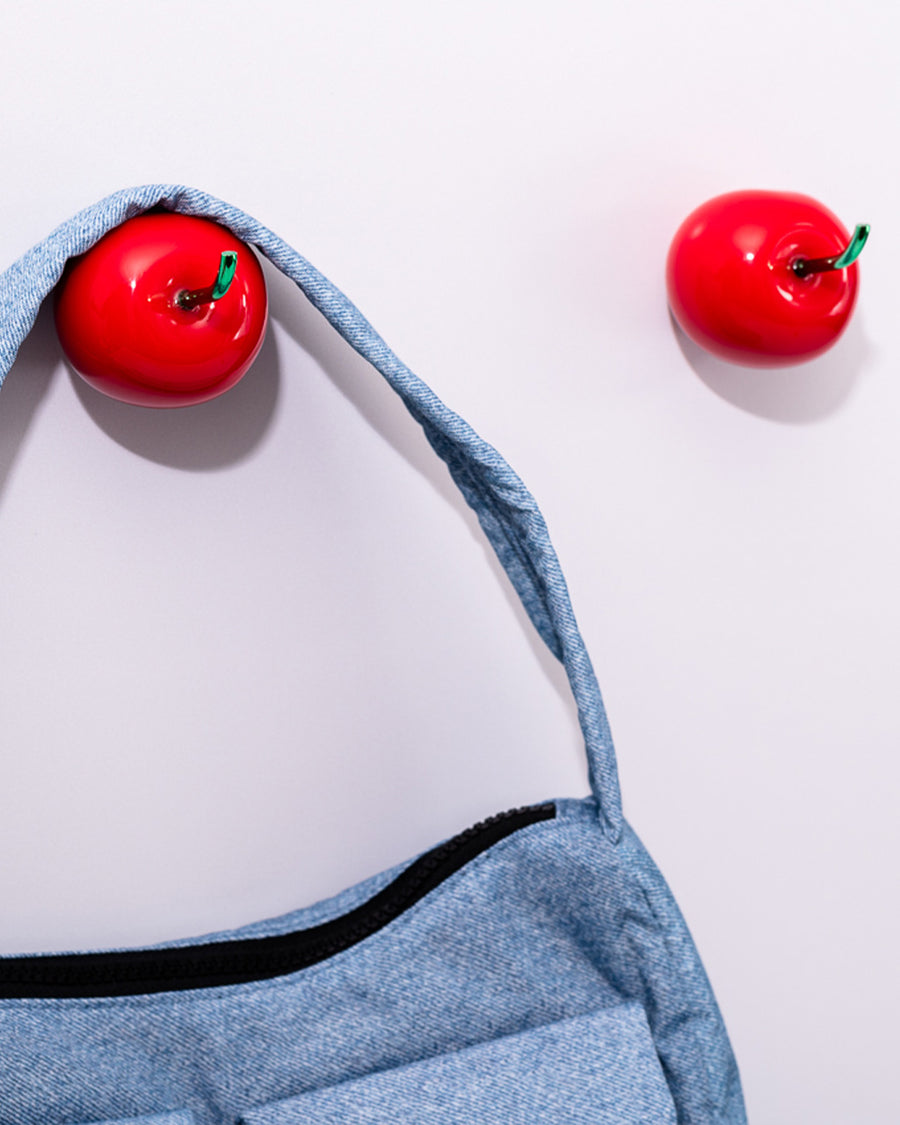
[0,187,747,1125]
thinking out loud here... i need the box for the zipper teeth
[1,803,555,990]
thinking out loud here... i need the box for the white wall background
[1,2,897,1121]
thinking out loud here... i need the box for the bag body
[0,186,747,1125]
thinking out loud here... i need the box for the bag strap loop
[0,184,623,841]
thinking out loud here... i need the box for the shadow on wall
[68,313,281,473]
[669,309,874,424]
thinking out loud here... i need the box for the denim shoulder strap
[0,184,623,841]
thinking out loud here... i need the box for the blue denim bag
[0,187,747,1125]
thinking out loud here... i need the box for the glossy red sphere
[55,213,268,406]
[666,190,859,367]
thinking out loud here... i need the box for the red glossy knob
[666,190,866,367]
[55,212,268,407]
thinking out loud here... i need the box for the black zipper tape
[0,802,555,998]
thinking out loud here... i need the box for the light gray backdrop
[1,3,896,1121]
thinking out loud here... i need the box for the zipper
[0,802,555,999]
